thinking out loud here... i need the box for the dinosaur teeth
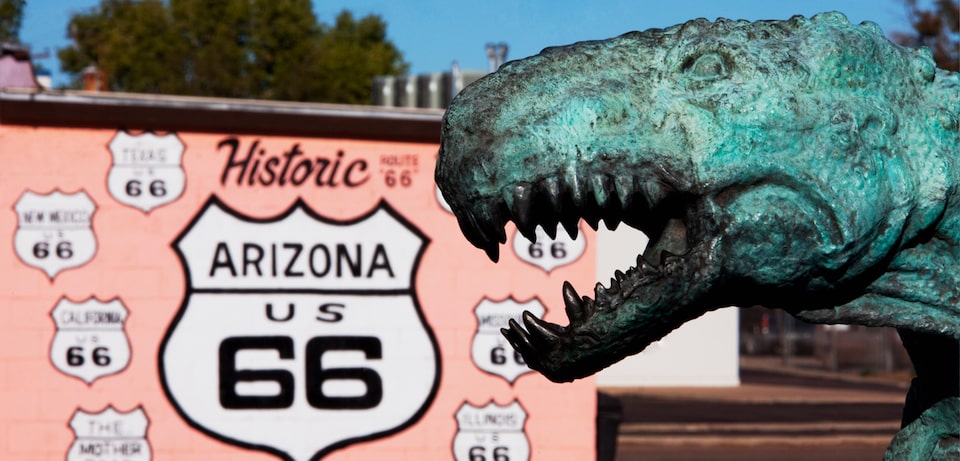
[614,176,637,211]
[522,311,563,347]
[640,179,671,209]
[510,183,539,241]
[543,176,564,211]
[562,281,589,323]
[637,255,660,276]
[560,213,580,239]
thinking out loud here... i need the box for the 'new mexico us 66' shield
[160,196,440,461]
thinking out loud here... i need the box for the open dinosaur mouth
[451,169,702,381]
[455,170,695,306]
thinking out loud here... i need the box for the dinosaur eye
[683,52,729,79]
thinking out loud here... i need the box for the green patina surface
[435,12,958,458]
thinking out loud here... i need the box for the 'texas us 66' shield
[107,131,186,213]
[160,196,440,461]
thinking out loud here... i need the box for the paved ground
[602,357,911,461]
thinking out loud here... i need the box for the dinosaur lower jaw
[502,237,716,382]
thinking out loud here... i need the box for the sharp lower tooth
[609,277,620,292]
[637,255,660,276]
[615,270,626,282]
[562,281,588,323]
[522,311,562,346]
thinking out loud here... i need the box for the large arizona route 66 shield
[160,196,440,461]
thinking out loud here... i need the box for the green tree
[892,0,959,71]
[57,0,408,103]
[311,11,409,104]
[0,0,26,43]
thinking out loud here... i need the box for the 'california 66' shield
[107,131,186,213]
[50,297,131,384]
[13,190,97,279]
[471,297,545,384]
[453,400,529,461]
[160,196,440,461]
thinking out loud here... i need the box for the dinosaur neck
[928,70,960,248]
[900,70,960,249]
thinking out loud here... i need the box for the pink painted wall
[0,125,596,461]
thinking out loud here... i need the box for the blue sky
[21,0,915,88]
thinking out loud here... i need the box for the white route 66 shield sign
[50,297,131,384]
[67,405,151,461]
[471,297,545,384]
[13,190,97,279]
[453,400,529,461]
[107,131,186,213]
[512,224,586,273]
[160,196,440,461]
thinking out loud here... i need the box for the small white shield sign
[471,297,545,384]
[13,190,97,279]
[453,400,530,461]
[160,196,440,461]
[67,406,151,461]
[107,131,186,213]
[512,224,586,273]
[50,297,131,384]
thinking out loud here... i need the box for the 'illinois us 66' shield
[107,130,186,213]
[453,400,529,461]
[160,196,440,461]
[50,297,131,384]
[471,297,545,384]
[13,190,97,279]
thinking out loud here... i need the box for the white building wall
[594,226,740,387]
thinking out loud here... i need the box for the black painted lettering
[316,303,344,322]
[327,151,345,187]
[309,244,331,277]
[278,144,303,186]
[344,159,370,186]
[261,156,279,184]
[210,242,237,277]
[218,137,249,186]
[290,158,312,185]
[283,243,304,277]
[219,336,295,409]
[312,158,331,187]
[242,243,264,276]
[367,243,394,277]
[266,303,295,322]
[336,244,362,277]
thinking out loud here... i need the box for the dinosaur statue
[435,12,959,459]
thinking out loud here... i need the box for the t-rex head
[436,12,959,382]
